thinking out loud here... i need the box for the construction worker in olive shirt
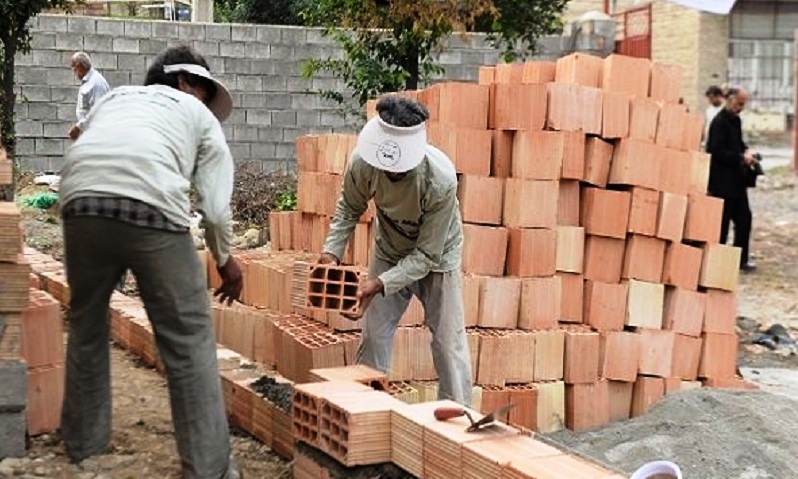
[319,96,473,406]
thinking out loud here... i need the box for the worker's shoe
[740,262,757,273]
[222,458,244,479]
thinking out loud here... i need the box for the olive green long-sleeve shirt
[323,145,463,296]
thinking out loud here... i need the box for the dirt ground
[5,153,798,478]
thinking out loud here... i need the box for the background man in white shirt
[59,45,243,479]
[704,85,725,144]
[68,51,110,141]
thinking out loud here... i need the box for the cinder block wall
[14,14,609,172]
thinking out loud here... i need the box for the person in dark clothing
[706,87,760,272]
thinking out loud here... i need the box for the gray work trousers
[357,257,473,406]
[62,217,233,479]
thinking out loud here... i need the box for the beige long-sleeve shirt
[60,85,235,266]
[323,145,463,296]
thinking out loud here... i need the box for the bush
[230,162,297,229]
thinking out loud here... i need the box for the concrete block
[192,40,219,57]
[46,68,74,86]
[20,86,51,102]
[130,72,146,86]
[15,67,49,86]
[0,361,27,411]
[117,53,147,72]
[96,18,125,36]
[246,109,272,126]
[67,16,96,34]
[53,102,73,121]
[271,111,297,127]
[81,34,113,53]
[139,39,168,55]
[178,23,206,40]
[263,93,292,109]
[20,156,53,172]
[291,93,321,110]
[263,75,288,92]
[275,143,295,160]
[281,28,307,44]
[297,110,321,127]
[13,53,34,67]
[224,58,252,75]
[37,15,69,32]
[35,138,65,156]
[236,75,262,91]
[43,121,70,138]
[152,22,179,39]
[246,43,272,60]
[256,26,283,43]
[220,42,247,58]
[124,20,152,38]
[0,411,26,458]
[269,45,293,61]
[89,52,118,70]
[50,86,75,103]
[112,38,139,54]
[228,143,251,159]
[233,125,259,142]
[31,33,56,49]
[206,24,232,41]
[251,142,278,159]
[16,139,35,156]
[16,120,44,137]
[55,33,83,51]
[257,126,283,143]
[104,71,130,88]
[306,28,328,45]
[320,111,346,128]
[228,109,246,124]
[232,25,258,42]
[251,59,278,75]
[32,50,65,67]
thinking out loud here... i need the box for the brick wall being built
[14,52,755,475]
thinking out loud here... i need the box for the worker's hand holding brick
[343,278,383,320]
[318,252,339,265]
[214,255,243,305]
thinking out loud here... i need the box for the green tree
[299,0,569,121]
[0,0,82,200]
[214,0,303,25]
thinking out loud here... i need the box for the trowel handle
[434,407,465,421]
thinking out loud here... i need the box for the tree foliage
[299,0,568,121]
[0,0,82,198]
[214,0,304,25]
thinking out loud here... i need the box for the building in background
[565,0,795,134]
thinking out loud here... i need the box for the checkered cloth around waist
[61,196,188,232]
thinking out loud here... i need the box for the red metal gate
[613,5,652,59]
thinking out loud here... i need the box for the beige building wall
[565,1,731,113]
[651,2,728,113]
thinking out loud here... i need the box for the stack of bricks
[267,133,375,269]
[0,146,31,458]
[272,52,750,435]
[21,289,65,435]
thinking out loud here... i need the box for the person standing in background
[68,51,110,141]
[703,85,725,144]
[706,87,759,272]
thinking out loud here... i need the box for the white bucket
[629,460,683,479]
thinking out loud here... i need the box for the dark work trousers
[61,217,233,479]
[718,192,752,266]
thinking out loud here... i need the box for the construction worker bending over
[58,45,243,479]
[319,96,473,406]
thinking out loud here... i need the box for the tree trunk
[404,49,420,91]
[0,35,17,201]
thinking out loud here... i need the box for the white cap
[164,63,233,122]
[355,116,427,173]
[630,461,682,479]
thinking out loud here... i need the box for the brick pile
[0,147,30,458]
[273,52,753,435]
